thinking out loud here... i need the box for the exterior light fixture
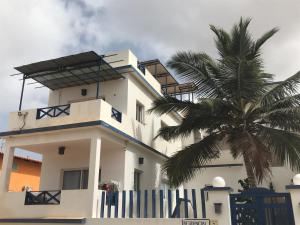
[138,157,144,165]
[212,176,226,188]
[58,146,65,155]
[81,89,87,96]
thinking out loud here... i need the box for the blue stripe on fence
[144,190,148,218]
[107,192,112,218]
[192,189,197,218]
[114,191,119,218]
[159,190,163,218]
[129,190,133,218]
[100,191,105,218]
[137,190,141,218]
[152,190,156,218]
[122,191,126,218]
[168,189,172,217]
[184,189,188,218]
[176,189,180,217]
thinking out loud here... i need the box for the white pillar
[87,137,101,218]
[286,185,300,225]
[0,145,15,193]
[203,187,232,225]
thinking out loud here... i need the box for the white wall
[39,143,90,190]
[48,78,128,114]
[100,144,125,189]
[123,142,165,190]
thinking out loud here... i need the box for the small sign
[182,219,210,225]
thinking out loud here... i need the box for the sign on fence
[182,219,210,225]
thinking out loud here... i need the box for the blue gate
[230,188,295,225]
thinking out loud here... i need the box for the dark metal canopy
[15,51,124,90]
[15,51,124,111]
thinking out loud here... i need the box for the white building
[0,49,295,223]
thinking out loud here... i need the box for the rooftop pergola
[14,51,124,111]
[140,59,197,100]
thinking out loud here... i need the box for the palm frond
[251,28,279,57]
[257,125,300,171]
[210,25,231,57]
[167,52,225,98]
[261,71,300,106]
[148,95,196,115]
[164,134,222,187]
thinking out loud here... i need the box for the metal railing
[98,189,199,219]
[24,190,61,205]
[111,107,122,123]
[137,62,146,75]
[36,104,70,119]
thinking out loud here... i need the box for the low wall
[0,190,91,218]
[0,218,218,225]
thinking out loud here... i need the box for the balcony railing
[36,104,70,120]
[137,62,146,75]
[111,107,122,123]
[24,190,61,205]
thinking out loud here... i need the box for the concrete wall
[0,190,91,218]
[0,218,215,225]
[123,142,164,190]
[39,143,90,190]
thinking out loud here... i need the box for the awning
[15,51,124,90]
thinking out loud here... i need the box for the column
[87,136,101,218]
[286,185,300,225]
[0,145,15,193]
[201,187,232,225]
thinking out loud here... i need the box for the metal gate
[230,188,295,225]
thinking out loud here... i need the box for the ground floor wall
[0,218,215,225]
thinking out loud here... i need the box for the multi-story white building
[0,50,295,223]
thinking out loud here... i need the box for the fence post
[201,186,232,225]
[286,185,299,225]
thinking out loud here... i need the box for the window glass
[62,170,81,190]
[12,162,19,171]
[81,170,89,189]
[136,102,145,123]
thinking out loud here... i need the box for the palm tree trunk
[243,152,257,187]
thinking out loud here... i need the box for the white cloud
[0,0,299,131]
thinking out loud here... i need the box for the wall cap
[286,185,300,190]
[202,186,233,192]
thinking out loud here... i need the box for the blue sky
[0,0,299,160]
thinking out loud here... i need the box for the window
[62,169,89,190]
[136,101,145,123]
[134,170,142,191]
[12,162,19,171]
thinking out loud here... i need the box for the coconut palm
[149,18,300,187]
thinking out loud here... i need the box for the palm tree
[150,18,300,187]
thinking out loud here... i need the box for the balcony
[8,99,125,133]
